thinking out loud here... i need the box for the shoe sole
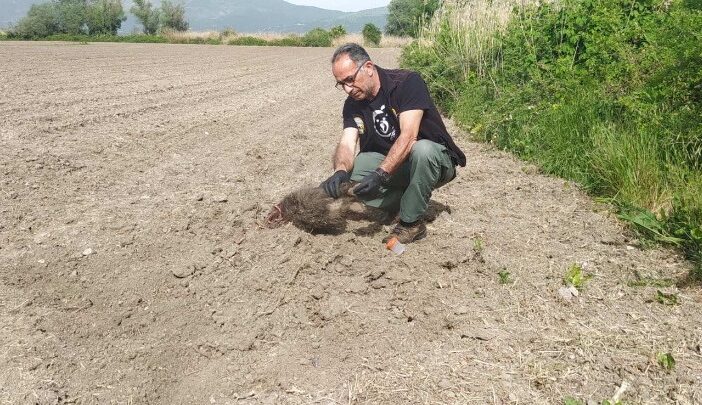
[384,228,427,244]
[411,228,427,242]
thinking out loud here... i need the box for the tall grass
[402,0,702,277]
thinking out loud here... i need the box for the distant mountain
[0,0,388,33]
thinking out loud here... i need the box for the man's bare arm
[378,109,423,174]
[333,127,359,172]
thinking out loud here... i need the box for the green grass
[227,36,269,46]
[655,290,679,306]
[498,269,512,285]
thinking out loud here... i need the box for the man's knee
[410,139,436,158]
[410,140,445,168]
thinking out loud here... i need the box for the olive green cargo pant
[350,139,456,223]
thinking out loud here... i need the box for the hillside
[0,0,388,33]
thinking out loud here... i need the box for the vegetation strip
[401,0,702,278]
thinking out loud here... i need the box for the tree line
[8,0,437,40]
[10,0,188,39]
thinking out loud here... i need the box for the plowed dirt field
[1,42,700,404]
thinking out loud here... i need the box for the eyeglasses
[335,63,364,90]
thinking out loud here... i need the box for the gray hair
[331,43,371,67]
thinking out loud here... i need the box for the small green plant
[601,401,624,405]
[362,23,382,46]
[564,263,592,291]
[472,237,484,253]
[498,269,512,285]
[618,208,684,246]
[627,271,674,288]
[563,397,583,405]
[657,352,676,372]
[655,290,679,305]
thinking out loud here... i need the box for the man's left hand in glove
[353,168,390,197]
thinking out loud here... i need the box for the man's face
[332,55,373,101]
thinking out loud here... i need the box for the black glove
[320,170,350,198]
[353,168,390,197]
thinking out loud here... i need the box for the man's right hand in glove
[320,170,350,199]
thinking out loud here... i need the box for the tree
[160,0,188,32]
[362,23,382,46]
[13,3,60,38]
[385,0,441,37]
[11,0,126,38]
[131,0,159,35]
[86,0,126,35]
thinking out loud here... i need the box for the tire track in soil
[1,42,700,404]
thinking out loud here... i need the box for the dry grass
[332,33,413,48]
[418,0,551,79]
[160,29,224,43]
[161,30,413,48]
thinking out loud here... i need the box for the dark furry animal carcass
[265,183,386,234]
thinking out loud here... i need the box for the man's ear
[365,61,374,76]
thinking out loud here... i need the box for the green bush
[269,35,304,47]
[220,28,236,37]
[227,36,268,46]
[329,25,347,39]
[402,0,702,271]
[362,23,382,46]
[302,28,332,47]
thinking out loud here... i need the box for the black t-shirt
[342,66,466,167]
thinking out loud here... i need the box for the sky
[286,0,391,12]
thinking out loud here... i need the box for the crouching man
[321,43,466,244]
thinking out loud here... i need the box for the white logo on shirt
[372,105,396,140]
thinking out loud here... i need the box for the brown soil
[1,42,700,405]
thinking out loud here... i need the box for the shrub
[227,36,268,46]
[362,23,381,46]
[302,28,332,47]
[269,35,304,47]
[329,25,346,39]
[220,28,236,38]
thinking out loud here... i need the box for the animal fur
[266,183,387,234]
